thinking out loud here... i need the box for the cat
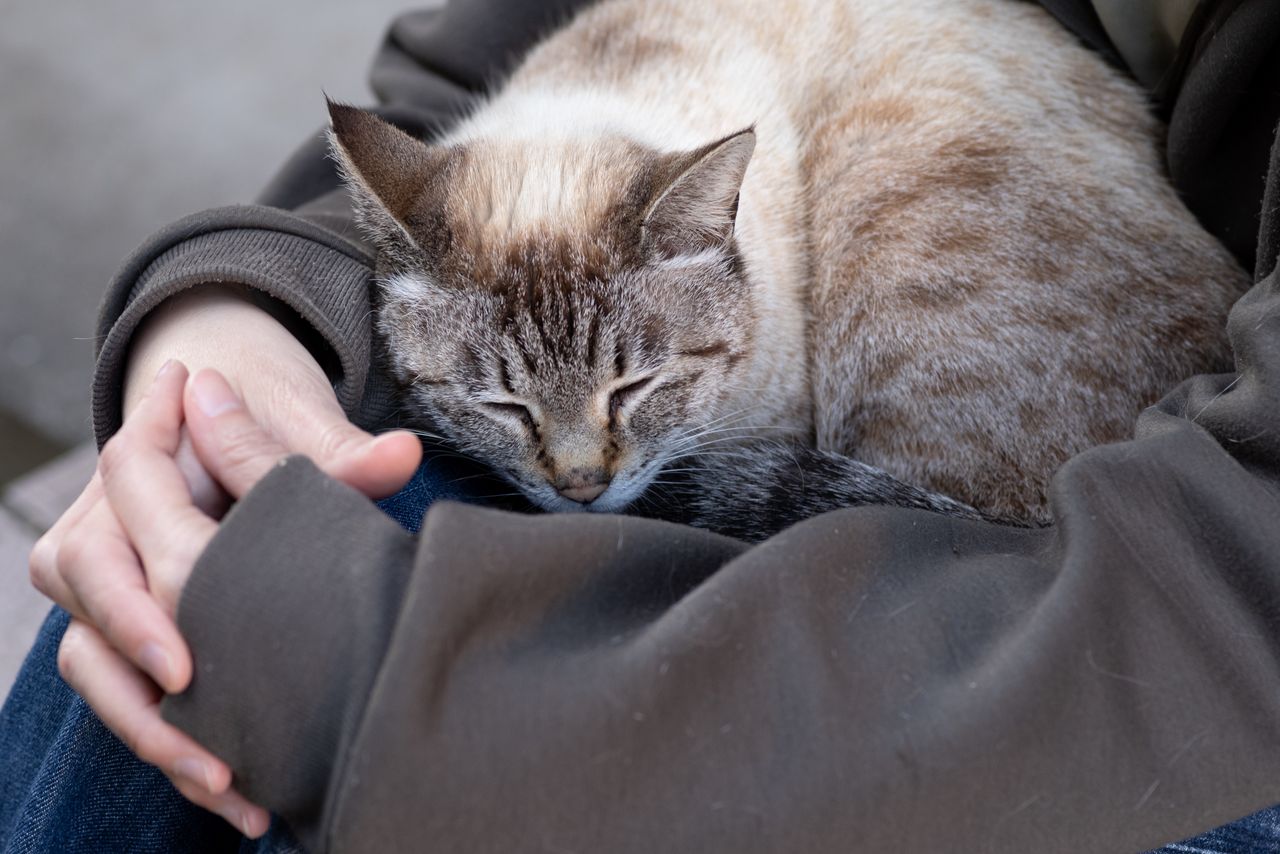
[327,0,1248,541]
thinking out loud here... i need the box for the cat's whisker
[667,435,792,458]
[670,426,752,446]
[632,489,674,515]
[400,427,453,442]
[473,491,530,501]
[351,0,1239,542]
[445,471,504,486]
[659,451,758,465]
[421,450,489,468]
[1190,375,1242,424]
[666,418,797,451]
[675,429,794,451]
[674,407,758,434]
[664,446,757,457]
[667,429,749,453]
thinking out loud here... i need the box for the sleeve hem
[90,206,397,446]
[161,456,416,849]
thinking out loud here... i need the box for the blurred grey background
[0,0,432,477]
[0,0,432,689]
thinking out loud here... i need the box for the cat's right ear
[641,128,755,259]
[326,99,449,249]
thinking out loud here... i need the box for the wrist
[123,285,322,417]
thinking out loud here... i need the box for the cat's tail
[646,443,1018,542]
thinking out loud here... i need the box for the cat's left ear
[642,127,755,259]
[326,99,449,247]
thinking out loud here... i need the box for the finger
[185,369,291,499]
[28,473,106,613]
[59,620,271,838]
[279,387,421,499]
[325,430,423,499]
[170,776,272,840]
[58,620,232,794]
[55,498,193,692]
[175,428,231,518]
[98,359,189,481]
[32,360,188,609]
[100,362,218,608]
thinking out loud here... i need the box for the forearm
[166,420,1280,854]
[123,286,292,415]
[91,205,387,446]
[165,180,1280,850]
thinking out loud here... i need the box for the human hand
[122,284,421,500]
[34,285,422,615]
[30,286,420,837]
[41,361,330,836]
[36,361,297,835]
[33,287,421,684]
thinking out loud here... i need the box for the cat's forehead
[440,137,649,257]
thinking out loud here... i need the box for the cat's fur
[329,0,1248,537]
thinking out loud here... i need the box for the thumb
[185,369,291,500]
[281,389,422,500]
[318,429,423,499]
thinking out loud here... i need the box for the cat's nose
[560,482,607,503]
[555,470,610,504]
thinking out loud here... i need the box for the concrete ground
[1,0,431,696]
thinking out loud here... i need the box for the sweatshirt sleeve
[90,203,391,442]
[155,6,1280,852]
[164,237,1280,853]
[90,1,602,446]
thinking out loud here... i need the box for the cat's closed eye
[609,376,655,420]
[481,401,537,431]
[341,0,1247,524]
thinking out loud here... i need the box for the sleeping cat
[328,0,1248,541]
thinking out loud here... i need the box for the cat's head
[328,101,756,512]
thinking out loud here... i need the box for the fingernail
[220,806,251,838]
[156,359,176,379]
[191,371,241,418]
[174,757,215,792]
[138,641,173,688]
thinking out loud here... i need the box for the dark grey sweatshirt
[88,1,1280,851]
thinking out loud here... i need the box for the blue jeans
[1147,811,1280,853]
[0,445,499,853]
[0,454,1277,852]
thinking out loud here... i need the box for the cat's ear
[326,99,449,247]
[642,128,755,259]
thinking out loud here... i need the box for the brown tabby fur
[330,0,1248,525]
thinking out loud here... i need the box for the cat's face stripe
[371,156,757,512]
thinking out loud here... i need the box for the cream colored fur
[362,0,1248,521]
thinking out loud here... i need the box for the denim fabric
[0,607,265,853]
[375,439,514,534]
[1147,806,1280,853]
[1,451,1277,853]
[0,452,490,853]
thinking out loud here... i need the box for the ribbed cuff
[162,456,416,849]
[91,205,393,447]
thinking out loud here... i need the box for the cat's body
[331,0,1247,534]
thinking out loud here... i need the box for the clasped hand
[26,289,421,837]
